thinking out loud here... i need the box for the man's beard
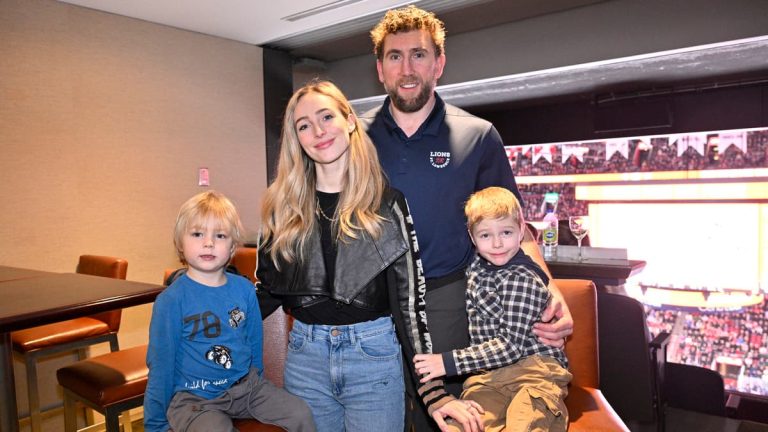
[386,78,433,113]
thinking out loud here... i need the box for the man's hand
[533,282,574,347]
[432,400,485,432]
[414,353,446,382]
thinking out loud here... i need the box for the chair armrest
[649,331,671,351]
[567,386,630,432]
[554,278,599,389]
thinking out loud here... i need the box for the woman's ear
[347,114,356,133]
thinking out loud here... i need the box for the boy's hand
[414,353,446,382]
[533,287,573,347]
[432,400,485,432]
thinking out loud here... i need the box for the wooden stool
[56,345,148,432]
[57,344,285,431]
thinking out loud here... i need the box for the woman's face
[293,92,355,169]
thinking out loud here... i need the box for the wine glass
[568,216,590,262]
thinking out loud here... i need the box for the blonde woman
[256,80,483,432]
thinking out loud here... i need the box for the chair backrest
[231,247,292,386]
[163,268,175,286]
[522,236,632,431]
[556,278,599,389]
[78,255,128,332]
[665,362,725,416]
[522,236,599,388]
[230,247,257,282]
[261,308,292,387]
[598,292,656,422]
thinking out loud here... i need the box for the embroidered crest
[429,151,451,168]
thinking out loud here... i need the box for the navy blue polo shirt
[361,94,522,279]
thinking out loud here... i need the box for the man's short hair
[370,5,446,59]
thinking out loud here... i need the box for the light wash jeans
[284,316,405,432]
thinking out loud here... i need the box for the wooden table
[0,268,165,432]
[545,256,646,291]
[0,266,56,283]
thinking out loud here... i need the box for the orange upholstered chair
[231,246,293,430]
[557,278,629,431]
[522,237,629,431]
[12,255,127,432]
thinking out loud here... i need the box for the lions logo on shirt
[430,151,451,168]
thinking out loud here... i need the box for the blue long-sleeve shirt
[144,273,263,432]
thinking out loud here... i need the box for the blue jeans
[284,316,405,432]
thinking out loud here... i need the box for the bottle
[542,210,558,260]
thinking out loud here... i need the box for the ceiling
[58,0,768,109]
[57,0,603,62]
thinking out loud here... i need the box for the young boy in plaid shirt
[414,187,572,432]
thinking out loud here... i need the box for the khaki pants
[446,355,572,432]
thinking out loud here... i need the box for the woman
[256,80,482,432]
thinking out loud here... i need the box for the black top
[290,191,387,325]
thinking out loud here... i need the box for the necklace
[316,197,338,222]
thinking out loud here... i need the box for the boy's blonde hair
[464,187,524,233]
[370,5,446,59]
[173,190,244,264]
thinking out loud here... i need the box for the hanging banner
[632,139,653,167]
[675,133,706,156]
[718,131,746,154]
[517,144,533,159]
[504,146,517,163]
[561,143,589,164]
[532,145,553,164]
[605,139,629,160]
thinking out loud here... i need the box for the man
[361,6,574,431]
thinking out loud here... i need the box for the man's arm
[431,399,485,432]
[522,227,574,346]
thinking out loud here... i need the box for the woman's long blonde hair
[260,80,386,265]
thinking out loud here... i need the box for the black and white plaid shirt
[448,254,568,375]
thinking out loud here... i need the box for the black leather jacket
[257,188,423,317]
[257,195,406,311]
[256,188,453,411]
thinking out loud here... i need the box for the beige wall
[0,0,267,419]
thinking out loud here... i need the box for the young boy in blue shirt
[144,190,315,432]
[414,187,572,431]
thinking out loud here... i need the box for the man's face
[376,29,445,113]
